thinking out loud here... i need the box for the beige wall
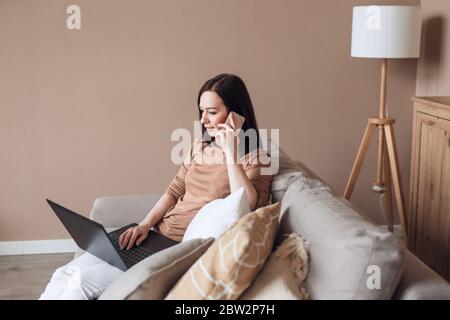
[416,0,450,96]
[0,0,419,241]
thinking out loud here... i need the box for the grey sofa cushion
[277,177,405,300]
[90,195,161,228]
[99,237,214,300]
[271,169,307,203]
[270,142,309,203]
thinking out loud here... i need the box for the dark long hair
[197,74,260,154]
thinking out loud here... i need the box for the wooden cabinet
[409,97,450,281]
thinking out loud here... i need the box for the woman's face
[199,91,228,137]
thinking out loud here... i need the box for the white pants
[39,253,124,300]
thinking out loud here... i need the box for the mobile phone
[224,111,245,130]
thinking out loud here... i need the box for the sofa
[74,149,450,300]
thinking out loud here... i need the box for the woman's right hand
[118,223,151,250]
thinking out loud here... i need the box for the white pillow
[182,187,250,242]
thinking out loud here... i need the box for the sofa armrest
[393,250,450,300]
[89,194,163,228]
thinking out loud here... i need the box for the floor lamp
[344,6,422,243]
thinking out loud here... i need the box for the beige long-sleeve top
[154,138,273,241]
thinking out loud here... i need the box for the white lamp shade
[351,5,422,58]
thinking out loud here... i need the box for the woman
[40,73,273,299]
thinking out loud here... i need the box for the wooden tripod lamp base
[343,59,408,244]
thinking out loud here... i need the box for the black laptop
[46,199,179,271]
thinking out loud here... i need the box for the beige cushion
[240,233,309,300]
[99,238,214,300]
[277,178,405,300]
[165,202,281,300]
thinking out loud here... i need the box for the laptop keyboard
[109,231,150,266]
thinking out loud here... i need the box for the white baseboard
[0,239,77,256]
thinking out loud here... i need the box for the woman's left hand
[215,123,239,161]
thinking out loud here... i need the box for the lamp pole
[375,59,388,188]
[373,59,394,232]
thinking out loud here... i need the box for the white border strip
[0,239,77,255]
